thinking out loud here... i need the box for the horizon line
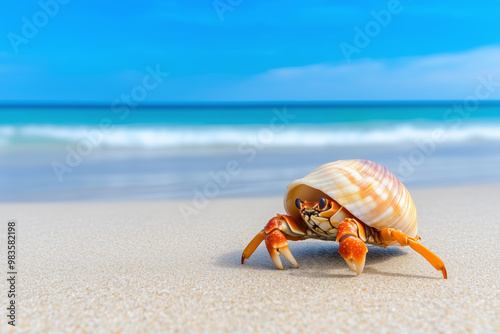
[1,100,500,108]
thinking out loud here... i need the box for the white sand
[1,183,499,333]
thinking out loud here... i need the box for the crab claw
[265,229,299,269]
[336,218,368,276]
[242,215,304,269]
[338,236,368,275]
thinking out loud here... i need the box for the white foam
[1,121,500,150]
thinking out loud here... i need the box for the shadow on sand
[215,241,441,280]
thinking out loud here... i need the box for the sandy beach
[1,183,499,333]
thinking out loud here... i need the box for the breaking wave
[1,121,500,150]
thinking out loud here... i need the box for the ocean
[1,103,500,202]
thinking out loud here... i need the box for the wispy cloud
[201,46,500,101]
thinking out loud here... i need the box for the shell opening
[285,184,335,223]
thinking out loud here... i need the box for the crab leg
[336,218,368,275]
[379,228,447,279]
[241,231,266,264]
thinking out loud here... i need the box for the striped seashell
[284,160,417,243]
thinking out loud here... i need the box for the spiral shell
[284,160,417,241]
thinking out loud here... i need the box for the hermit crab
[241,159,447,278]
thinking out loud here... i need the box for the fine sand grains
[0,183,499,333]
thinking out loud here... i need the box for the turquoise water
[2,102,500,125]
[1,103,500,150]
[1,103,499,202]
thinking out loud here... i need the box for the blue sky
[1,0,500,102]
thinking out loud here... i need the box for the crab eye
[318,197,328,210]
[295,198,303,209]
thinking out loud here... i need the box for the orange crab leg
[336,218,368,275]
[379,228,447,279]
[241,231,266,264]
